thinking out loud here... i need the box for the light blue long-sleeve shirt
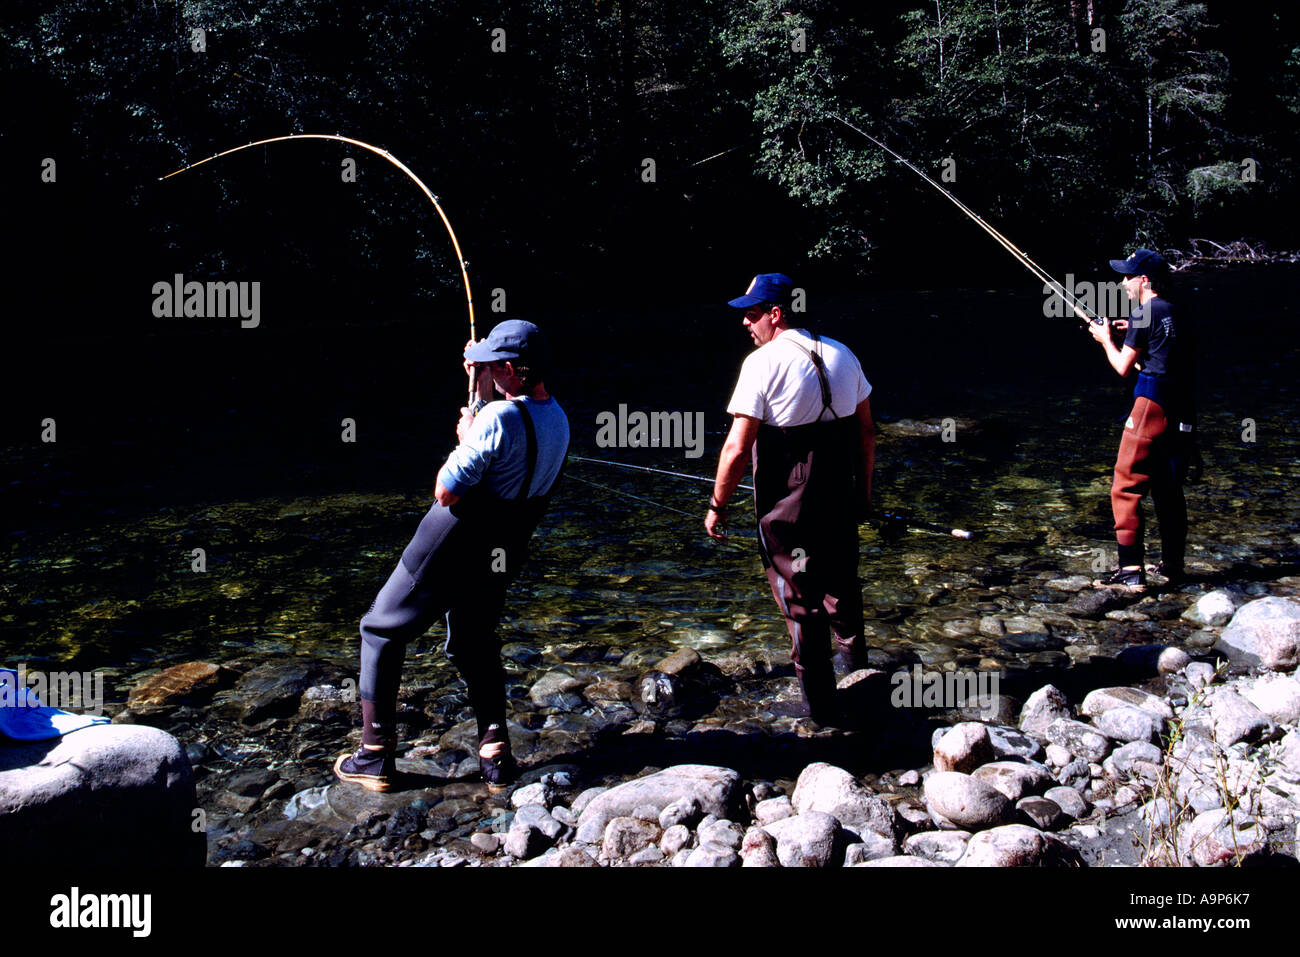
[437,397,569,500]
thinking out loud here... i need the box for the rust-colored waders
[1111,395,1187,569]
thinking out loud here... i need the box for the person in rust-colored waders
[1088,249,1197,591]
[706,274,875,726]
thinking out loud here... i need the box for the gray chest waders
[751,334,865,721]
[359,400,561,743]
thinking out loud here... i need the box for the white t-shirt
[726,328,871,427]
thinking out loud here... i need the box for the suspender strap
[784,331,836,421]
[511,399,538,502]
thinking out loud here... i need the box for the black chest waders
[358,400,562,749]
[752,334,865,724]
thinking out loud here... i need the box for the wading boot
[333,743,397,793]
[1092,566,1147,593]
[478,723,517,794]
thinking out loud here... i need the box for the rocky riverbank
[91,573,1300,867]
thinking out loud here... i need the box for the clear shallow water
[4,268,1298,709]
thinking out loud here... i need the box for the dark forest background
[1,0,1297,477]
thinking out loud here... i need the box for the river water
[4,266,1298,717]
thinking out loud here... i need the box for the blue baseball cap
[728,273,795,309]
[1109,249,1168,276]
[464,319,548,365]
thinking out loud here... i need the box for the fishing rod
[567,455,973,539]
[564,473,752,551]
[831,115,1105,327]
[160,133,480,402]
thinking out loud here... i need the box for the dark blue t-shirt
[1124,297,1178,377]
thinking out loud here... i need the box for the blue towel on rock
[0,668,110,741]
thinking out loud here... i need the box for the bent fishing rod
[831,115,1105,327]
[567,455,973,539]
[160,133,480,401]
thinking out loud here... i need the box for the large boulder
[1179,809,1269,866]
[1244,676,1300,726]
[1080,687,1174,721]
[576,765,742,844]
[923,772,1014,830]
[1216,597,1300,669]
[0,725,205,866]
[791,763,895,843]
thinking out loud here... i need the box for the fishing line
[563,473,751,550]
[567,456,972,539]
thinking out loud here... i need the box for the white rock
[755,795,795,826]
[933,723,995,774]
[855,855,945,867]
[1045,718,1111,761]
[0,724,204,866]
[1044,786,1088,819]
[923,771,1014,830]
[1093,704,1166,744]
[955,824,1079,866]
[1180,808,1268,866]
[683,841,740,867]
[1158,647,1191,673]
[510,782,550,809]
[1245,675,1300,726]
[740,826,779,867]
[903,830,971,864]
[660,823,692,856]
[843,831,896,864]
[1081,687,1174,721]
[698,818,745,850]
[1045,744,1072,767]
[791,762,895,841]
[576,765,740,844]
[1182,590,1241,627]
[971,760,1054,801]
[1216,596,1300,669]
[763,811,841,867]
[1019,685,1072,736]
[600,816,661,860]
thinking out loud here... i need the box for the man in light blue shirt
[336,320,569,793]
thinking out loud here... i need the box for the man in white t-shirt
[705,274,875,726]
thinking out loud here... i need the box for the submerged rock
[129,661,231,708]
[237,660,327,724]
